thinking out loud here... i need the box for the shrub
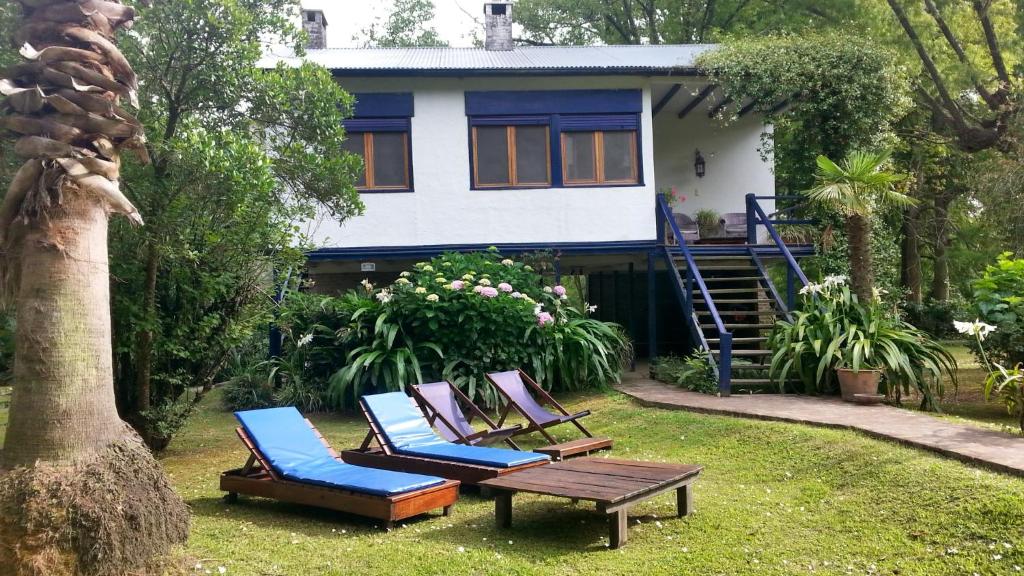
[769,276,956,408]
[221,369,275,412]
[272,250,631,409]
[902,297,968,339]
[651,352,718,394]
[971,253,1024,366]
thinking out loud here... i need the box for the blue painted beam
[677,84,717,119]
[652,84,682,117]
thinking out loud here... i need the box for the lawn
[151,388,1024,575]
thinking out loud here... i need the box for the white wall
[304,76,772,249]
[653,109,775,223]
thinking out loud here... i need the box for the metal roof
[259,45,714,77]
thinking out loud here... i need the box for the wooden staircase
[673,253,789,393]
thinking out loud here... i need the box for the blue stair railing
[745,194,811,309]
[657,195,734,395]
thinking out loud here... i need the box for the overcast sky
[299,0,487,48]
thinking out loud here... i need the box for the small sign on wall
[360,262,376,272]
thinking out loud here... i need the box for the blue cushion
[234,406,444,497]
[361,392,550,469]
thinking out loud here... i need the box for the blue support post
[745,193,757,245]
[683,266,694,324]
[718,332,733,396]
[647,251,657,361]
[786,266,796,311]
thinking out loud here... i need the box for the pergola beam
[652,84,682,117]
[677,84,717,119]
[707,96,734,118]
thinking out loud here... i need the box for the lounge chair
[485,370,613,460]
[672,213,700,244]
[411,381,523,448]
[721,212,748,239]
[220,406,459,528]
[341,392,550,485]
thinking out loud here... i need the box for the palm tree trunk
[846,213,874,302]
[3,191,123,466]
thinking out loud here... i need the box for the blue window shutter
[465,90,642,116]
[350,93,414,118]
[469,115,550,126]
[558,114,639,131]
[343,118,410,132]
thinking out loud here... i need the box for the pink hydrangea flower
[553,285,566,297]
[451,280,465,290]
[536,312,554,326]
[498,282,513,293]
[480,287,499,298]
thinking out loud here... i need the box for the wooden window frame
[472,125,551,189]
[350,131,411,192]
[561,130,639,186]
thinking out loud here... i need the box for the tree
[112,0,363,446]
[883,0,1021,152]
[514,0,858,45]
[360,0,448,48]
[0,1,188,573]
[806,151,913,303]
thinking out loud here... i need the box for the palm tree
[0,1,187,573]
[806,150,913,303]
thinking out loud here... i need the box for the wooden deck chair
[411,381,522,448]
[486,370,613,460]
[342,392,550,485]
[220,407,459,529]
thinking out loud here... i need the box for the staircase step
[682,265,757,271]
[696,309,779,316]
[699,276,762,282]
[705,288,761,295]
[694,298,770,305]
[700,323,776,330]
[691,255,753,261]
[708,337,768,344]
[729,378,776,386]
[712,350,772,356]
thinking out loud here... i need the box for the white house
[267,3,813,394]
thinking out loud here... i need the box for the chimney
[484,2,513,51]
[302,9,327,49]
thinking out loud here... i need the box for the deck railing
[745,194,811,309]
[657,195,733,394]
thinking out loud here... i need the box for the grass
[900,344,1020,433]
[153,389,1024,575]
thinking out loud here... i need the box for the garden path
[615,371,1024,477]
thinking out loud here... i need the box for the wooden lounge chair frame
[341,400,549,486]
[410,381,523,448]
[487,369,613,459]
[220,418,459,529]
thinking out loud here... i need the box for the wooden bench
[534,436,613,460]
[478,457,702,549]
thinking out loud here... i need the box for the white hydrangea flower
[426,294,439,302]
[501,259,515,266]
[478,278,492,286]
[399,271,411,278]
[414,287,427,294]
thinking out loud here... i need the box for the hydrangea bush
[970,253,1024,367]
[276,249,631,409]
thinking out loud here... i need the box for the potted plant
[695,209,721,238]
[769,276,957,408]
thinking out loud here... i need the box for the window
[561,130,637,185]
[471,125,550,188]
[341,132,411,191]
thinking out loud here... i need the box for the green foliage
[984,363,1024,434]
[651,353,718,394]
[108,0,363,430]
[360,0,448,47]
[275,250,631,409]
[699,33,911,193]
[902,297,968,339]
[138,399,196,452]
[806,151,912,218]
[0,313,12,384]
[221,370,276,412]
[971,253,1024,366]
[769,277,956,408]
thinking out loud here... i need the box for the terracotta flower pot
[836,368,882,402]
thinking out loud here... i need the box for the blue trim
[307,240,657,261]
[351,92,414,117]
[343,118,410,132]
[470,115,549,126]
[465,90,642,116]
[332,68,702,78]
[559,114,639,131]
[652,84,682,116]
